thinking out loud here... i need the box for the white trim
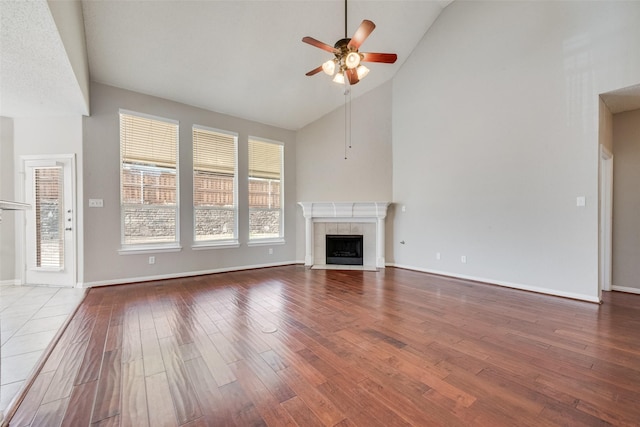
[248,137,285,243]
[387,263,601,304]
[298,202,391,269]
[21,154,77,287]
[193,124,238,138]
[248,136,284,147]
[298,201,390,220]
[80,261,297,288]
[0,279,21,286]
[612,286,640,295]
[191,241,240,250]
[192,125,239,243]
[118,244,182,255]
[119,108,179,125]
[599,144,613,295]
[120,110,180,248]
[247,238,285,247]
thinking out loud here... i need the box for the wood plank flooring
[6,266,640,426]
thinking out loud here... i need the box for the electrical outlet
[436,252,441,260]
[88,198,103,208]
[461,255,467,264]
[149,256,155,265]
[268,248,273,255]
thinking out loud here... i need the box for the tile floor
[0,285,86,416]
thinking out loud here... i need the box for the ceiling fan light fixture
[356,64,369,80]
[333,72,345,84]
[345,51,361,69]
[322,59,336,75]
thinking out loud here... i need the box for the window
[120,110,179,247]
[248,138,283,241]
[193,126,238,244]
[34,166,64,268]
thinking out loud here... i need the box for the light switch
[576,196,586,207]
[89,199,104,208]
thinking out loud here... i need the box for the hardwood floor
[6,266,640,426]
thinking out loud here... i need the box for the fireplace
[326,235,363,265]
[298,202,390,269]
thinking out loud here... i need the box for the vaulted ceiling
[1,0,451,130]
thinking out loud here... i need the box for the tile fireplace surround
[298,202,391,269]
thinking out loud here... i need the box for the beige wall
[0,117,15,283]
[612,108,640,291]
[295,82,394,262]
[82,83,297,285]
[392,1,640,302]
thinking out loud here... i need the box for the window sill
[247,238,285,247]
[118,243,182,255]
[192,241,240,250]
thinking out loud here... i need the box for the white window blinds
[120,112,178,168]
[248,139,283,180]
[193,126,238,242]
[120,111,179,246]
[248,138,283,240]
[193,126,237,206]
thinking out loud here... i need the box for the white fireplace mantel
[298,202,391,268]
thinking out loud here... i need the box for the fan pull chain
[344,73,351,159]
[344,91,348,159]
[348,87,352,149]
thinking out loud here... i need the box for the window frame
[247,136,285,245]
[118,109,181,254]
[192,124,239,248]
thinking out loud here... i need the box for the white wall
[295,82,394,262]
[612,108,640,292]
[82,83,296,285]
[392,1,640,302]
[0,117,16,283]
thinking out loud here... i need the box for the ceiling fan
[302,1,397,85]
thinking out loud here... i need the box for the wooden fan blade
[346,68,359,85]
[361,52,398,64]
[306,65,324,76]
[348,20,375,49]
[302,36,339,54]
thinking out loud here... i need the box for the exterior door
[24,156,76,286]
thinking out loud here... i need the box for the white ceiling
[1,0,451,130]
[4,1,637,129]
[601,84,640,114]
[0,0,88,117]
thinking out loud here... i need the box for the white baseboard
[0,279,20,286]
[387,263,600,304]
[80,261,298,288]
[611,285,640,295]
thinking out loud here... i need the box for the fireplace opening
[326,235,363,265]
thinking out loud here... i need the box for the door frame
[18,154,77,287]
[599,145,613,298]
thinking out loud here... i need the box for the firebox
[326,235,363,265]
